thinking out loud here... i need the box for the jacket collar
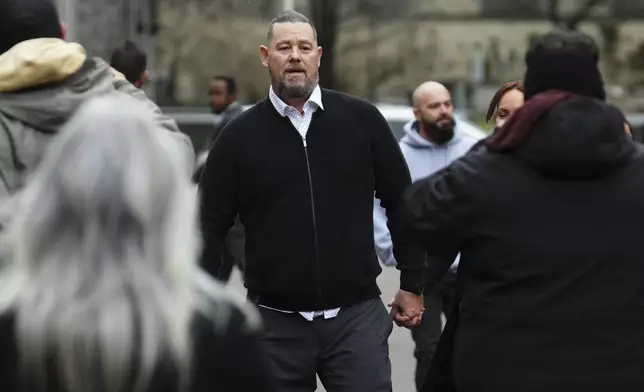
[268,85,323,116]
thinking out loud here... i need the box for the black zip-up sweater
[198,89,425,311]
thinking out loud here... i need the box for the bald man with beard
[373,81,483,390]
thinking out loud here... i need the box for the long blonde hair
[0,93,252,392]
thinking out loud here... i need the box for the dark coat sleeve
[402,157,475,288]
[192,306,278,392]
[368,105,426,295]
[198,123,239,279]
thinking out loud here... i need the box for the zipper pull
[302,137,307,147]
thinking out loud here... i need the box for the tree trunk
[547,0,562,27]
[310,0,339,90]
[366,14,377,100]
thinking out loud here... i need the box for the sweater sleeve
[368,105,425,295]
[198,124,240,279]
[402,158,473,288]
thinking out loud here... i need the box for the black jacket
[409,97,644,392]
[198,89,425,311]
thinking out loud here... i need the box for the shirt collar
[269,85,324,117]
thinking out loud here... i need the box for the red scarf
[485,90,574,151]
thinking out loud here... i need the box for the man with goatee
[198,10,425,392]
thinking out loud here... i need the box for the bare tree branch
[547,0,561,26]
[567,0,607,29]
[310,0,341,89]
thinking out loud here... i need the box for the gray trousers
[258,298,393,392]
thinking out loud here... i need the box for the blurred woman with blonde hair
[0,94,275,392]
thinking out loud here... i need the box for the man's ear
[317,46,322,68]
[260,45,269,68]
[60,23,67,40]
[137,70,149,88]
[413,107,421,121]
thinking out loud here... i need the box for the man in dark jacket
[199,10,425,392]
[208,76,244,145]
[193,76,246,283]
[411,29,644,392]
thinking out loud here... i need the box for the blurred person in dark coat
[194,75,246,283]
[411,29,644,392]
[208,76,244,146]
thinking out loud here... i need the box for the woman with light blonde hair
[0,94,275,392]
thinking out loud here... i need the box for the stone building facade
[54,0,644,111]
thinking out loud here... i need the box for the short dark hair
[212,76,237,96]
[110,41,147,85]
[0,0,62,54]
[267,10,317,43]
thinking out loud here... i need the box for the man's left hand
[388,289,424,329]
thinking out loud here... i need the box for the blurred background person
[208,75,244,145]
[194,75,244,179]
[373,81,481,391]
[110,40,149,88]
[0,0,193,216]
[193,76,243,179]
[410,30,644,392]
[193,75,246,284]
[0,95,275,392]
[468,81,525,153]
[485,80,525,128]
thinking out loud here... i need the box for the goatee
[273,73,319,100]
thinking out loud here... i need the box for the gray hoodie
[0,57,194,200]
[373,120,482,267]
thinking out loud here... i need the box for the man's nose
[289,47,302,61]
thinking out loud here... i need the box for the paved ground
[225,266,417,392]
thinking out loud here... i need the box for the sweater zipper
[302,137,323,303]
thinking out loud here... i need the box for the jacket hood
[0,39,114,133]
[400,120,464,148]
[514,97,635,180]
[0,38,86,92]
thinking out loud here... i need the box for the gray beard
[273,73,319,100]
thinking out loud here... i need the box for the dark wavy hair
[485,80,525,124]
